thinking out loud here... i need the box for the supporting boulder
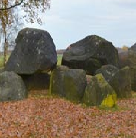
[62,35,119,75]
[109,67,132,98]
[82,74,117,108]
[0,71,28,102]
[5,28,57,74]
[50,66,87,103]
[95,64,119,82]
[96,65,132,98]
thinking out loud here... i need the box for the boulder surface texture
[5,28,57,74]
[82,74,117,108]
[50,66,87,103]
[62,35,119,75]
[0,71,27,102]
[109,67,132,98]
[95,65,119,82]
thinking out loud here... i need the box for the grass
[0,55,4,68]
[57,54,63,65]
[0,54,10,68]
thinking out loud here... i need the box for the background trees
[0,0,50,66]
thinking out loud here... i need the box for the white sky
[25,0,136,49]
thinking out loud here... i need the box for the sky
[25,0,136,49]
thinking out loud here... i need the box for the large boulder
[95,65,119,82]
[109,67,132,98]
[82,74,117,108]
[0,71,27,102]
[62,35,119,75]
[50,66,87,103]
[5,28,57,74]
[21,73,50,91]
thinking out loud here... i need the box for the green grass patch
[57,54,63,65]
[0,54,10,68]
[0,56,4,68]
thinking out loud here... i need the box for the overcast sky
[26,0,136,49]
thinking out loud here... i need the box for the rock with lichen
[95,64,119,82]
[82,74,117,108]
[50,66,87,103]
[109,66,132,98]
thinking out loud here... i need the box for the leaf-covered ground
[0,90,136,138]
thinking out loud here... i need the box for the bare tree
[0,0,23,10]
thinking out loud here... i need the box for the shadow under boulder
[0,71,28,102]
[21,73,50,91]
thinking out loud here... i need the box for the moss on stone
[49,70,54,95]
[109,66,132,98]
[95,74,107,87]
[50,67,86,103]
[101,93,117,108]
[83,73,117,107]
[63,75,78,102]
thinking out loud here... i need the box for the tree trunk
[3,38,8,66]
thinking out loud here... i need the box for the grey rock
[50,66,87,102]
[0,71,28,102]
[109,67,132,98]
[5,28,57,74]
[62,35,119,75]
[82,74,117,107]
[95,65,119,82]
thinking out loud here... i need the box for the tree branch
[0,0,24,10]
